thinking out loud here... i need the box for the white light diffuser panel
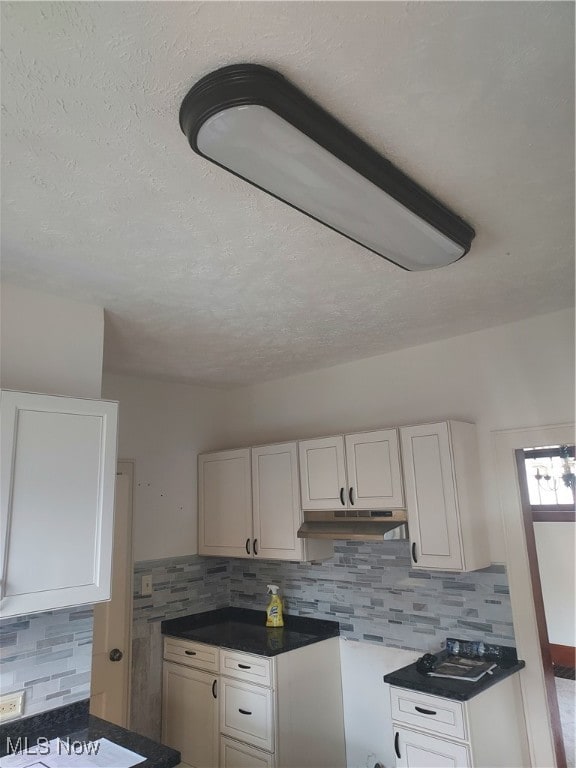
[197,105,465,271]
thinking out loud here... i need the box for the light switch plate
[141,574,153,596]
[0,690,25,722]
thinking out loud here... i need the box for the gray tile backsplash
[229,541,515,649]
[131,555,229,740]
[130,544,514,739]
[0,607,93,717]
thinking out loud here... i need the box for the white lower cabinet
[395,727,471,768]
[220,677,274,752]
[162,636,346,768]
[220,737,274,768]
[162,662,219,768]
[390,677,529,768]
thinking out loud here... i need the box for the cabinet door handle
[349,487,355,506]
[339,487,345,506]
[394,731,401,759]
[415,706,437,716]
[238,709,252,716]
[411,542,418,563]
[253,538,258,556]
[184,650,197,656]
[245,538,251,555]
[212,679,217,699]
[238,664,251,669]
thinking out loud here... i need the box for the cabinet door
[0,390,118,618]
[162,662,219,768]
[345,429,404,509]
[252,443,304,561]
[199,449,252,558]
[220,737,275,768]
[400,423,463,570]
[298,436,347,510]
[393,726,471,768]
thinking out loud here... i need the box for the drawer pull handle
[415,706,437,716]
[184,650,197,656]
[212,679,217,699]
[238,664,251,670]
[394,732,401,759]
[238,709,252,716]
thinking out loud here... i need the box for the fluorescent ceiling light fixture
[179,64,475,271]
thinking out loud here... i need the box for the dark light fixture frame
[179,64,475,269]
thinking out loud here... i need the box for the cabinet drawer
[163,637,219,673]
[221,649,273,687]
[390,687,467,741]
[220,736,275,768]
[220,678,275,753]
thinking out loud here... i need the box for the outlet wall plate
[141,574,152,597]
[0,690,25,722]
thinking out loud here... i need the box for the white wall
[224,308,575,563]
[1,282,104,398]
[340,641,418,768]
[102,373,232,561]
[534,522,576,647]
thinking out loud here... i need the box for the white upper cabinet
[252,442,302,560]
[199,444,332,561]
[0,390,118,618]
[400,421,489,572]
[345,429,404,509]
[299,430,403,511]
[252,443,332,562]
[298,436,347,510]
[199,449,253,558]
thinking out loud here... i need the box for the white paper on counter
[0,737,145,768]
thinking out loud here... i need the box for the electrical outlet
[0,690,25,722]
[141,574,153,596]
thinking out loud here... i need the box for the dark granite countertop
[383,652,525,702]
[161,606,340,657]
[0,700,180,767]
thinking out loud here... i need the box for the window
[523,445,575,521]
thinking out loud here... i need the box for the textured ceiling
[1,1,574,387]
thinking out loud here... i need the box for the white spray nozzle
[267,584,279,595]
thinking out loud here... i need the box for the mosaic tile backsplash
[131,555,229,739]
[130,544,514,739]
[229,541,515,649]
[0,607,93,718]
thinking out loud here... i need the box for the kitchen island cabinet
[0,699,180,768]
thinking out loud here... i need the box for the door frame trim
[493,424,574,768]
[515,448,566,768]
[117,460,135,727]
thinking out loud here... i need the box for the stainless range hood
[297,509,408,541]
